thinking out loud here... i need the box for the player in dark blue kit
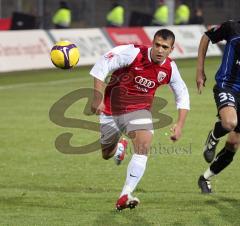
[196,20,240,193]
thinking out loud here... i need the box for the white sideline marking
[0,78,82,90]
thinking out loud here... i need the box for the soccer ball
[50,40,80,69]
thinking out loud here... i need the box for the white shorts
[99,109,154,144]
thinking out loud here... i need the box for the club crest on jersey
[157,71,167,82]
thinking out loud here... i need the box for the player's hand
[196,71,207,94]
[91,99,105,115]
[170,124,182,142]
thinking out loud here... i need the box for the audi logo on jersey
[135,76,156,88]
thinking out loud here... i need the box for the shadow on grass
[0,183,206,195]
[194,193,240,225]
[206,195,240,225]
[93,209,152,226]
[0,195,71,210]
[0,184,121,194]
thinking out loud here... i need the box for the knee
[135,142,150,155]
[101,143,118,160]
[221,119,238,131]
[102,152,111,160]
[225,141,239,152]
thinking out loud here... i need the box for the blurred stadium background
[0,0,239,28]
[1,1,240,226]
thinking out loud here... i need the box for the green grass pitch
[0,57,240,226]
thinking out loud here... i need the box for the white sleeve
[169,61,190,110]
[90,44,140,81]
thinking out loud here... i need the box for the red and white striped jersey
[90,44,190,115]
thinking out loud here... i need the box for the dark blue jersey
[205,20,240,92]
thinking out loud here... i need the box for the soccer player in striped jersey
[90,29,190,209]
[196,20,240,193]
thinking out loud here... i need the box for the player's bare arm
[91,78,105,115]
[196,34,210,94]
[170,108,188,141]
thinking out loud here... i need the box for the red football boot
[116,194,140,211]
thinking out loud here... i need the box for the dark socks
[212,121,229,139]
[210,147,235,174]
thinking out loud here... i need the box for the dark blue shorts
[213,85,240,133]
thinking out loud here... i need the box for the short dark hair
[153,29,175,45]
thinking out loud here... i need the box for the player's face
[151,36,174,64]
